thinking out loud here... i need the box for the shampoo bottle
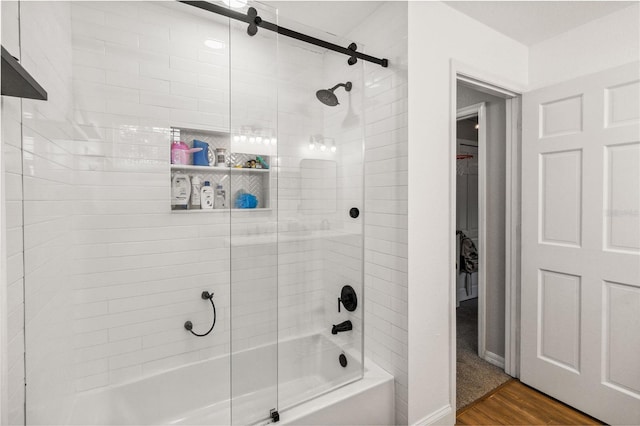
[171,173,190,210]
[190,176,202,209]
[201,181,214,209]
[214,184,226,209]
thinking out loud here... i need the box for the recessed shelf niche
[170,127,271,212]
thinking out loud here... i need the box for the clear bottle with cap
[200,181,214,209]
[214,184,226,209]
[190,176,202,209]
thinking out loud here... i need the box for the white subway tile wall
[70,0,365,405]
[2,52,26,426]
[2,5,25,424]
[70,2,234,396]
[13,1,77,423]
[319,41,366,384]
[349,3,409,424]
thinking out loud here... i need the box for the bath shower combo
[10,1,396,425]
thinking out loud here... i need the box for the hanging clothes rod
[179,1,389,68]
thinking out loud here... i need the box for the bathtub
[69,334,394,425]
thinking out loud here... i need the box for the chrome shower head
[316,81,352,106]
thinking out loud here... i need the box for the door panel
[521,62,640,425]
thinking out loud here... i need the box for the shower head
[316,81,352,106]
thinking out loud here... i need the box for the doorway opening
[454,79,519,410]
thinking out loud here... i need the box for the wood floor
[456,379,603,425]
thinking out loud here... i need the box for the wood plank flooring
[456,379,603,425]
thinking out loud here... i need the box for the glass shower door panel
[22,2,232,424]
[276,20,366,411]
[229,2,279,424]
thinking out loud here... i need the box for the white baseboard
[413,404,453,426]
[483,350,505,369]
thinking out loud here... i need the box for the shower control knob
[349,207,359,219]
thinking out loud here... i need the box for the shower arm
[179,1,389,68]
[329,83,348,92]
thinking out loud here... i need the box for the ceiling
[444,1,636,46]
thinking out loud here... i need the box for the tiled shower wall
[319,3,409,423]
[70,0,359,396]
[70,1,233,392]
[68,0,330,391]
[2,1,78,424]
[2,3,26,424]
[351,3,409,424]
[320,46,366,370]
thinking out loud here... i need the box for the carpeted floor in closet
[456,298,511,410]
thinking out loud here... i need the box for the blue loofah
[235,193,258,209]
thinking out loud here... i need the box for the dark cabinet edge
[1,45,48,101]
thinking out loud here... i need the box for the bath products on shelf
[169,125,272,212]
[171,173,191,209]
[215,148,227,167]
[201,181,214,209]
[171,141,202,165]
[190,176,202,209]
[192,140,210,166]
[234,189,258,209]
[214,184,226,209]
[256,156,269,169]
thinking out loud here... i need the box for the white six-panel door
[521,62,640,425]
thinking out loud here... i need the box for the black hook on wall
[184,291,217,337]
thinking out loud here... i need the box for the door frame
[449,61,522,411]
[455,103,486,359]
[0,103,8,424]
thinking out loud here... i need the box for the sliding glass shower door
[275,18,366,411]
[229,2,279,424]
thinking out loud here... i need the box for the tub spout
[331,320,353,335]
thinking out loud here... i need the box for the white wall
[407,2,528,424]
[529,3,640,89]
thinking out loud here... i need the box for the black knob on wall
[349,207,359,219]
[338,285,358,312]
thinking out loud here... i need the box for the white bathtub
[69,334,394,425]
